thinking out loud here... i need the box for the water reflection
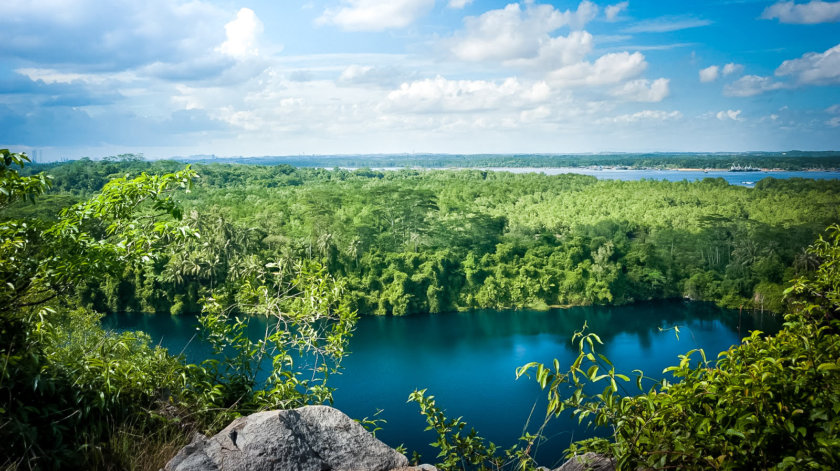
[103,300,780,468]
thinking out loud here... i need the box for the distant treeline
[176,151,840,170]
[10,158,840,315]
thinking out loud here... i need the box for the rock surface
[553,453,615,471]
[164,405,409,471]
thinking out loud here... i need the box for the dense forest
[4,151,840,469]
[13,156,840,317]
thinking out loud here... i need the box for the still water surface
[103,300,779,467]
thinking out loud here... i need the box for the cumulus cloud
[761,1,840,24]
[605,1,629,22]
[724,75,785,96]
[0,0,281,151]
[699,65,719,82]
[547,51,647,87]
[611,78,670,102]
[318,0,434,31]
[218,8,263,58]
[384,76,551,113]
[722,63,743,76]
[716,45,839,97]
[775,43,840,85]
[700,63,742,82]
[504,31,594,70]
[0,0,229,72]
[447,2,598,63]
[448,0,473,8]
[716,109,743,121]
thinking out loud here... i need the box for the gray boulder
[553,453,615,471]
[165,405,409,471]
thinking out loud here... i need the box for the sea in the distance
[103,300,779,467]
[356,167,840,187]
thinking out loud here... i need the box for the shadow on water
[103,300,780,468]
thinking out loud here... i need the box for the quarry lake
[103,300,780,468]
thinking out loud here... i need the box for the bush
[534,225,840,469]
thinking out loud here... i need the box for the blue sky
[1,0,839,160]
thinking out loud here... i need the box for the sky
[1,0,840,160]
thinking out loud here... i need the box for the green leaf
[726,428,745,439]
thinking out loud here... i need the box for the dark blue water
[103,300,779,468]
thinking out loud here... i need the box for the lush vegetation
[0,151,356,469]
[4,152,840,469]
[13,156,840,318]
[411,225,840,470]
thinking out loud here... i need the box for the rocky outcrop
[164,405,409,471]
[553,453,615,471]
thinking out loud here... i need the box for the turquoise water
[103,300,779,467]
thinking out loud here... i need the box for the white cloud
[448,0,473,8]
[716,109,743,121]
[547,51,647,87]
[699,65,719,82]
[761,1,840,24]
[600,110,682,124]
[724,75,785,96]
[218,8,263,58]
[775,43,840,85]
[448,2,598,63]
[504,31,594,70]
[520,105,552,122]
[611,78,670,102]
[338,64,413,87]
[555,1,600,30]
[722,63,743,76]
[622,15,712,33]
[698,63,740,84]
[384,75,551,113]
[0,0,229,72]
[339,65,374,81]
[318,0,434,31]
[605,1,629,22]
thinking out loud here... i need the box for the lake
[103,300,779,468]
